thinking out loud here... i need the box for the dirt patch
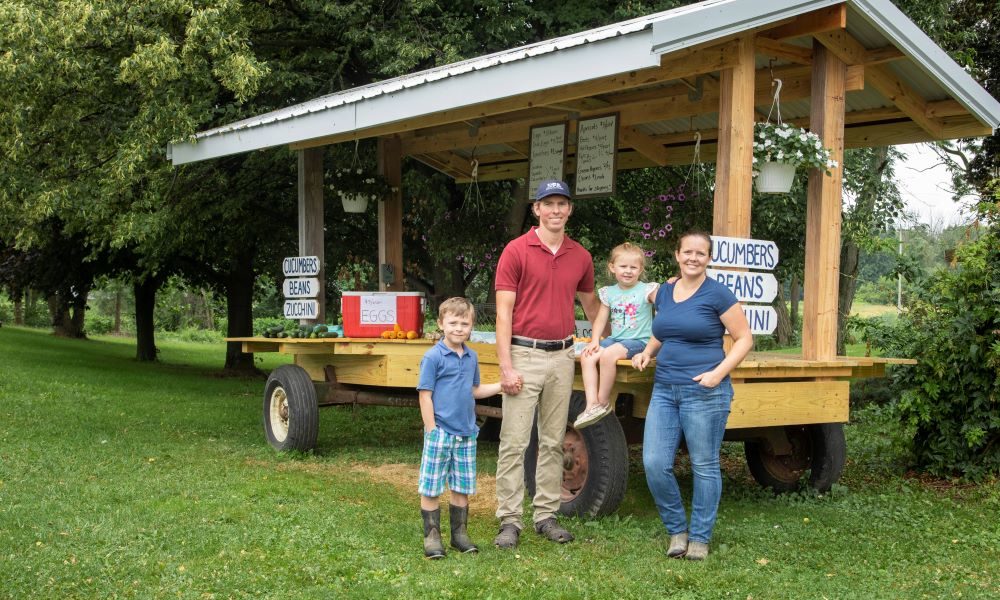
[245,458,497,515]
[349,463,498,517]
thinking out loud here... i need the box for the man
[493,179,599,549]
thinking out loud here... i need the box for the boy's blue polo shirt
[417,340,480,437]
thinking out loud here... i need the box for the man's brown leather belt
[511,336,574,351]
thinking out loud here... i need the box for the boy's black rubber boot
[449,504,479,553]
[422,509,446,559]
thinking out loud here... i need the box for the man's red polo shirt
[495,227,594,340]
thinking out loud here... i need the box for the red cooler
[341,291,425,338]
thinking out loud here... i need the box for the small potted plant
[329,167,395,213]
[752,122,837,194]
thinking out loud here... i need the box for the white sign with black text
[709,236,779,270]
[742,306,778,335]
[706,269,778,304]
[284,299,318,320]
[282,277,320,299]
[282,256,321,277]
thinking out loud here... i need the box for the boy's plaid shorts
[418,427,477,497]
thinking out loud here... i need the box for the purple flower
[658,229,666,238]
[665,224,673,232]
[645,250,655,257]
[642,206,650,214]
[659,194,668,202]
[643,233,651,239]
[666,194,676,202]
[485,252,492,259]
[677,194,686,202]
[642,222,651,230]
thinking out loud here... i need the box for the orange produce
[395,331,406,339]
[380,330,392,339]
[406,330,418,339]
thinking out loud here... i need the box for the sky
[894,142,971,227]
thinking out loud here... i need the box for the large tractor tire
[524,391,629,517]
[744,423,846,492]
[263,365,319,452]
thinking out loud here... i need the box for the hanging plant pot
[341,193,369,213]
[755,161,796,194]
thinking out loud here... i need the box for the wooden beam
[866,63,944,138]
[410,154,466,179]
[802,41,846,361]
[712,35,755,239]
[864,45,905,65]
[755,37,812,65]
[377,136,404,292]
[619,126,670,166]
[812,29,868,65]
[297,147,325,324]
[761,5,846,40]
[925,99,970,119]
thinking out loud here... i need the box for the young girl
[576,243,658,429]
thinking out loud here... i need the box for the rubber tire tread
[524,391,629,518]
[263,364,319,452]
[743,423,846,493]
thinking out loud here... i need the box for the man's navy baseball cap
[535,179,572,201]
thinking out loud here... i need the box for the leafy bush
[158,327,224,344]
[871,226,1000,480]
[84,312,115,335]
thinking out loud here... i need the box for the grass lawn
[1,326,997,598]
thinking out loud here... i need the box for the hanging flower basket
[329,167,395,213]
[752,122,836,194]
[754,161,797,194]
[340,193,370,213]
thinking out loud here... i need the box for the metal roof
[168,0,1000,166]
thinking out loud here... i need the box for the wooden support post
[802,42,846,361]
[378,136,404,291]
[297,147,326,324]
[713,35,755,353]
[712,34,755,238]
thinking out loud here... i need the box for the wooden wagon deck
[232,337,913,429]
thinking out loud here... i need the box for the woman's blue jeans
[643,380,733,544]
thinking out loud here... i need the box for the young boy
[416,298,503,559]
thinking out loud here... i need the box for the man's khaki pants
[495,346,575,529]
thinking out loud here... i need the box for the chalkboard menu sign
[528,123,567,199]
[574,114,618,198]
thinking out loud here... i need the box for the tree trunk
[13,293,24,325]
[202,289,214,330]
[789,272,800,333]
[48,290,87,338]
[224,252,257,373]
[772,283,793,346]
[134,277,159,361]
[113,287,122,335]
[837,242,861,355]
[837,146,889,355]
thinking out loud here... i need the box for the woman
[632,231,753,561]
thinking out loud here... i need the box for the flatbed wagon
[234,335,912,516]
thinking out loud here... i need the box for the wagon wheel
[263,365,319,452]
[744,424,846,492]
[524,391,629,517]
